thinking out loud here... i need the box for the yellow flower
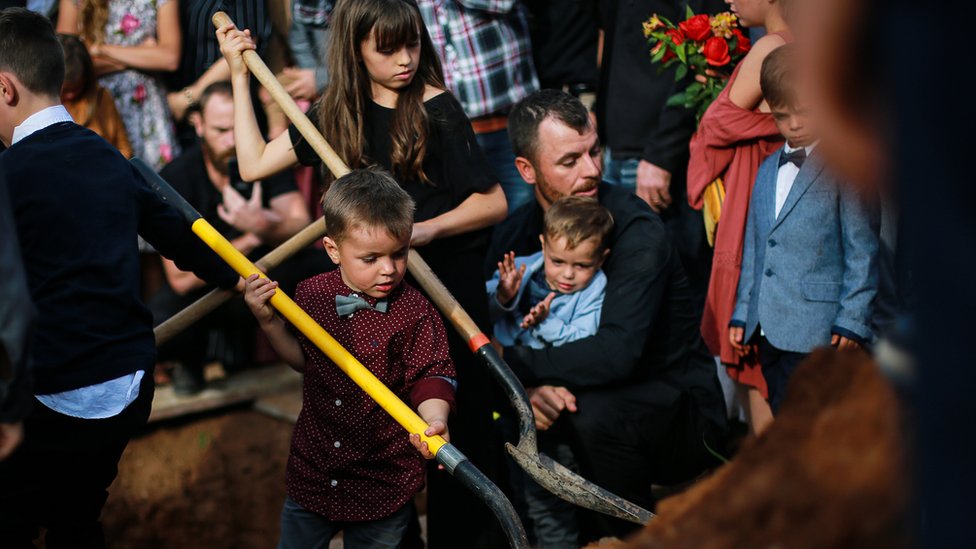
[643,14,664,37]
[710,12,738,39]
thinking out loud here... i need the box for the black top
[527,0,600,90]
[0,167,34,423]
[289,92,497,255]
[486,183,726,428]
[595,0,726,172]
[1,122,239,394]
[160,146,299,241]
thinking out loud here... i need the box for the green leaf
[666,92,687,108]
[686,5,695,19]
[651,45,667,63]
[675,64,688,81]
[675,44,687,64]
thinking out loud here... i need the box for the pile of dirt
[595,349,909,549]
[101,408,293,548]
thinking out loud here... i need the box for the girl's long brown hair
[78,0,110,44]
[319,0,446,185]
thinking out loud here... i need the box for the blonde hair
[543,197,614,253]
[79,0,110,44]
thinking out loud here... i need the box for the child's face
[771,101,816,149]
[324,226,410,299]
[360,29,421,101]
[540,235,608,294]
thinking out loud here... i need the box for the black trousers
[564,388,726,541]
[758,337,809,413]
[0,373,154,548]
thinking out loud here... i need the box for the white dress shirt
[774,142,817,219]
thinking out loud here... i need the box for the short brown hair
[543,196,614,253]
[760,44,797,109]
[0,8,64,98]
[322,168,415,243]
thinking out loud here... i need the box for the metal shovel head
[505,441,656,525]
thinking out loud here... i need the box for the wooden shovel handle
[212,11,349,179]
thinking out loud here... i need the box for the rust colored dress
[65,86,133,159]
[687,54,786,395]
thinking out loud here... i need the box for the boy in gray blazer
[729,45,878,411]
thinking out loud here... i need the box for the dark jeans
[0,373,154,548]
[278,496,412,549]
[475,129,533,214]
[758,337,809,413]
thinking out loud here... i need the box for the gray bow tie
[335,294,389,317]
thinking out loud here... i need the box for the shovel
[163,10,653,526]
[133,158,529,549]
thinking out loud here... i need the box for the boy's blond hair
[760,44,797,109]
[322,168,415,243]
[543,196,614,253]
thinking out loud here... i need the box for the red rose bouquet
[644,8,751,121]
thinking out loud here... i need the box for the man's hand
[217,181,282,236]
[527,385,577,431]
[0,422,23,460]
[496,251,526,305]
[282,67,319,101]
[636,160,672,213]
[831,334,862,351]
[521,292,555,328]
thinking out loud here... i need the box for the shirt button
[334,441,341,448]
[335,399,342,406]
[330,479,338,487]
[768,239,777,247]
[765,268,774,277]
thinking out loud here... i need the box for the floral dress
[95,0,179,170]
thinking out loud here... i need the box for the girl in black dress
[218,1,508,546]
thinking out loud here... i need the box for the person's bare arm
[727,34,788,110]
[244,275,306,371]
[167,59,231,121]
[411,184,507,246]
[217,23,302,180]
[264,191,311,245]
[92,1,181,72]
[161,232,262,294]
[411,398,451,459]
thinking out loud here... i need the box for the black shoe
[171,363,205,396]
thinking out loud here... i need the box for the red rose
[666,28,685,46]
[679,14,712,42]
[703,36,731,67]
[732,28,751,55]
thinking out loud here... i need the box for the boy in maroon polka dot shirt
[244,169,456,548]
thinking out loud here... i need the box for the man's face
[195,94,236,175]
[519,117,602,209]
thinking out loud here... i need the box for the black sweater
[1,122,239,394]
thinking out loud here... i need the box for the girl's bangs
[371,3,421,51]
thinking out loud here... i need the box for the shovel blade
[506,442,655,525]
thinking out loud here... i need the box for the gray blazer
[732,149,878,352]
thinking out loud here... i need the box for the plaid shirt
[417,0,539,118]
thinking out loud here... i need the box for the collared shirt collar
[783,140,819,156]
[11,105,73,145]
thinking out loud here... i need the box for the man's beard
[202,138,234,176]
[535,173,600,207]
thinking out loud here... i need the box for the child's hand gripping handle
[134,158,447,455]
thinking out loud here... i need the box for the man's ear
[514,156,537,185]
[189,110,203,137]
[0,73,18,106]
[323,236,340,264]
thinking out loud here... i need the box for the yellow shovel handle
[191,219,446,454]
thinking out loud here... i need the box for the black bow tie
[335,294,388,317]
[778,148,807,169]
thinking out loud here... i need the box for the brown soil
[101,408,292,548]
[593,349,910,549]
